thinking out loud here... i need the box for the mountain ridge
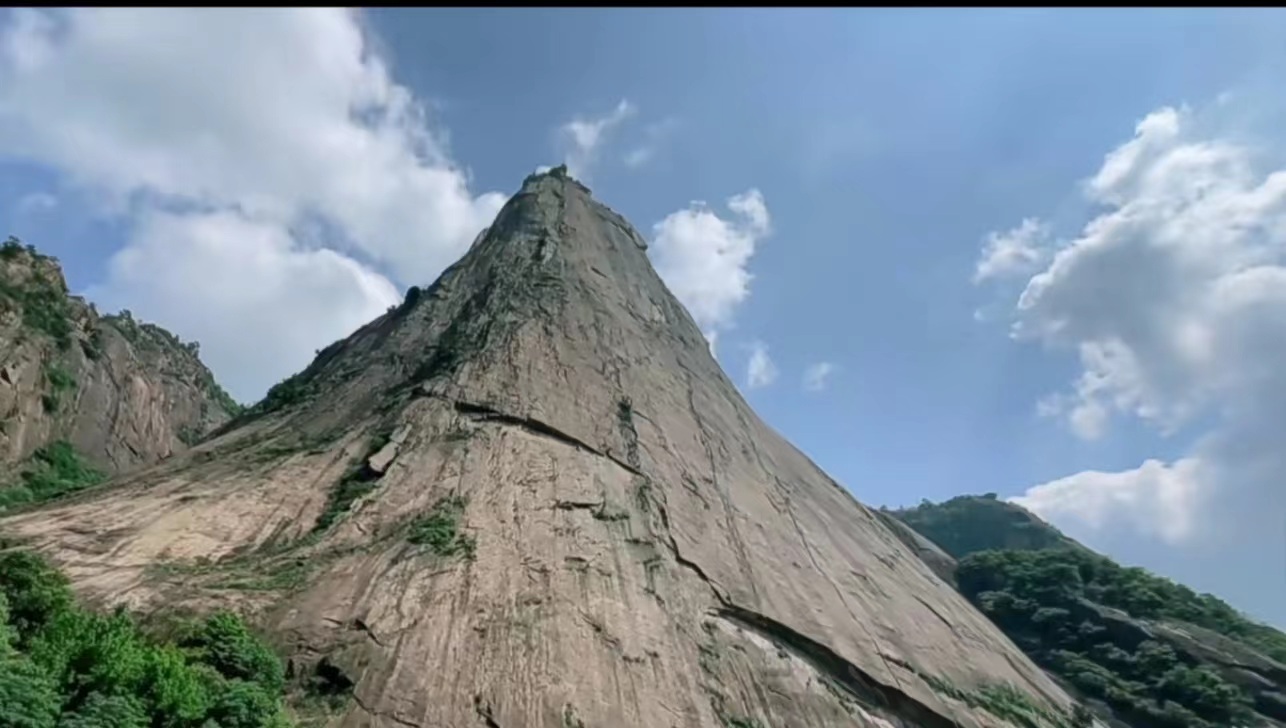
[0,168,1090,728]
[0,236,239,511]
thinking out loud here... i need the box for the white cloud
[15,191,56,214]
[650,189,771,342]
[981,103,1286,565]
[973,217,1051,283]
[623,118,679,169]
[745,341,777,389]
[85,210,400,400]
[1010,458,1205,546]
[559,99,635,180]
[0,8,506,401]
[803,361,836,393]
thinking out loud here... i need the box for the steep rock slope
[1,170,1084,728]
[889,496,1286,728]
[0,237,239,485]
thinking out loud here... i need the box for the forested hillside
[889,496,1286,728]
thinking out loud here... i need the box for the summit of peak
[520,162,591,197]
[0,169,1082,728]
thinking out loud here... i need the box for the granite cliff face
[0,237,239,488]
[0,170,1087,728]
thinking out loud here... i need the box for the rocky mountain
[0,238,239,510]
[0,168,1095,728]
[886,496,1286,728]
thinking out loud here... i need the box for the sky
[1,8,1284,626]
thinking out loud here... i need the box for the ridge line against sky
[1,7,1284,625]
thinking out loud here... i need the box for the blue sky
[2,9,1284,626]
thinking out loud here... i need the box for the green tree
[57,693,148,728]
[0,552,73,643]
[0,656,61,728]
[186,612,285,693]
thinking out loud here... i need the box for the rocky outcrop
[0,170,1084,727]
[874,508,958,585]
[0,238,239,481]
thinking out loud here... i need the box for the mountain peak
[1,174,1084,728]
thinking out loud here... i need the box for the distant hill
[888,495,1286,728]
[0,237,240,512]
[885,493,1081,557]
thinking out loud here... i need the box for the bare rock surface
[0,239,238,479]
[0,169,1080,727]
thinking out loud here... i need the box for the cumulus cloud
[745,341,777,390]
[803,362,836,393]
[1011,458,1205,546]
[980,103,1286,593]
[0,8,506,401]
[973,217,1051,283]
[559,99,635,180]
[650,189,771,342]
[84,210,400,400]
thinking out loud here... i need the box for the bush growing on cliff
[0,550,293,728]
[0,442,105,511]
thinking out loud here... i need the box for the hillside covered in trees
[888,496,1286,728]
[0,549,333,728]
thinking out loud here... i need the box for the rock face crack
[714,605,962,728]
[451,399,643,477]
[352,617,389,648]
[472,694,503,728]
[351,692,424,728]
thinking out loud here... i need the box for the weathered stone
[0,243,238,477]
[0,172,1080,727]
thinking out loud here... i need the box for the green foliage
[917,672,1076,728]
[0,442,105,511]
[186,612,285,693]
[254,373,315,415]
[311,431,393,534]
[1,236,24,260]
[887,495,1074,558]
[0,550,294,727]
[956,548,1264,728]
[40,363,76,414]
[206,381,245,418]
[0,240,74,351]
[57,692,148,728]
[0,553,73,642]
[176,426,203,448]
[0,654,61,728]
[407,495,475,558]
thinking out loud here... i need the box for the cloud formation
[803,361,836,392]
[623,118,679,169]
[979,104,1286,579]
[650,189,771,343]
[745,341,777,390]
[0,8,505,401]
[559,99,636,180]
[973,217,1051,283]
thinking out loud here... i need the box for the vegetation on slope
[0,550,293,728]
[957,548,1266,728]
[891,496,1286,728]
[0,442,105,511]
[886,494,1076,557]
[0,237,74,350]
